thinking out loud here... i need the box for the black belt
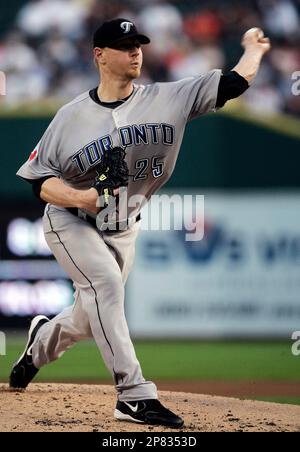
[66,207,141,232]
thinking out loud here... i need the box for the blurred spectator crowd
[0,0,300,117]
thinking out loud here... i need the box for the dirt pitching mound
[1,383,300,432]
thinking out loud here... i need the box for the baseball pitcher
[10,19,270,428]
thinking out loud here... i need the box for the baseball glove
[93,146,129,208]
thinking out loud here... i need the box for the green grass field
[1,337,300,405]
[1,337,300,381]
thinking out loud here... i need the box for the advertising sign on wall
[127,191,300,338]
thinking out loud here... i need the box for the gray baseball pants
[31,204,157,402]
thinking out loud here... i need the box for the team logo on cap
[121,21,133,33]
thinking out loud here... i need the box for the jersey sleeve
[16,121,61,181]
[172,69,222,121]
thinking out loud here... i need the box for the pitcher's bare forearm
[233,48,265,83]
[40,177,99,213]
[233,27,271,84]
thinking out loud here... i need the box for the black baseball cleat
[9,315,49,389]
[114,399,184,428]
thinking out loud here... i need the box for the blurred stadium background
[0,0,300,405]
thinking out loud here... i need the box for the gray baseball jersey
[17,69,221,216]
[17,70,221,402]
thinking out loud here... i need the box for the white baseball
[245,27,264,39]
